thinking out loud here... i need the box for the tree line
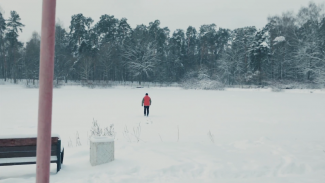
[0,2,324,86]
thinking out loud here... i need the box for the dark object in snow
[0,137,64,173]
[144,106,150,116]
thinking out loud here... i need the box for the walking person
[142,93,151,116]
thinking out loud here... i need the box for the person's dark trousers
[144,106,149,116]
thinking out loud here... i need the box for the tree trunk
[14,68,17,84]
[258,58,262,85]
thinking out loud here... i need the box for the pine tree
[54,23,72,83]
[69,14,93,53]
[249,26,270,85]
[5,11,24,83]
[96,14,118,43]
[24,32,40,85]
[184,26,198,71]
[0,12,6,80]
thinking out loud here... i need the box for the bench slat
[0,145,57,152]
[0,161,58,166]
[0,156,57,165]
[0,150,57,158]
[0,137,58,147]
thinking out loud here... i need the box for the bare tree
[98,43,113,82]
[294,2,325,83]
[79,57,92,81]
[122,41,159,85]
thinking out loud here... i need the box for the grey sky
[0,0,324,42]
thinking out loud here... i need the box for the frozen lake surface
[1,84,325,183]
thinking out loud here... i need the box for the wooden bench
[0,137,64,172]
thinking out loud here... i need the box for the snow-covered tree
[249,26,270,85]
[95,14,119,44]
[23,32,40,85]
[98,43,113,82]
[116,18,132,45]
[0,11,6,80]
[184,26,198,71]
[69,14,93,54]
[5,11,24,83]
[122,38,159,85]
[54,23,73,84]
[294,2,325,83]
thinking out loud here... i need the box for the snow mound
[181,78,224,90]
[260,41,269,48]
[273,36,286,45]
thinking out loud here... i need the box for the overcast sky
[0,0,324,42]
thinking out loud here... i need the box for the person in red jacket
[142,93,151,116]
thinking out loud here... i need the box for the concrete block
[90,136,114,166]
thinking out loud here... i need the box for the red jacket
[142,96,151,106]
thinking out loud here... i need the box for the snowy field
[1,84,325,183]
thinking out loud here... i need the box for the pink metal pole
[36,0,56,183]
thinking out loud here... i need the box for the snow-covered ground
[1,84,325,183]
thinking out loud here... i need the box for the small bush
[90,119,115,139]
[181,78,224,90]
[122,123,142,143]
[267,80,323,90]
[271,87,283,92]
